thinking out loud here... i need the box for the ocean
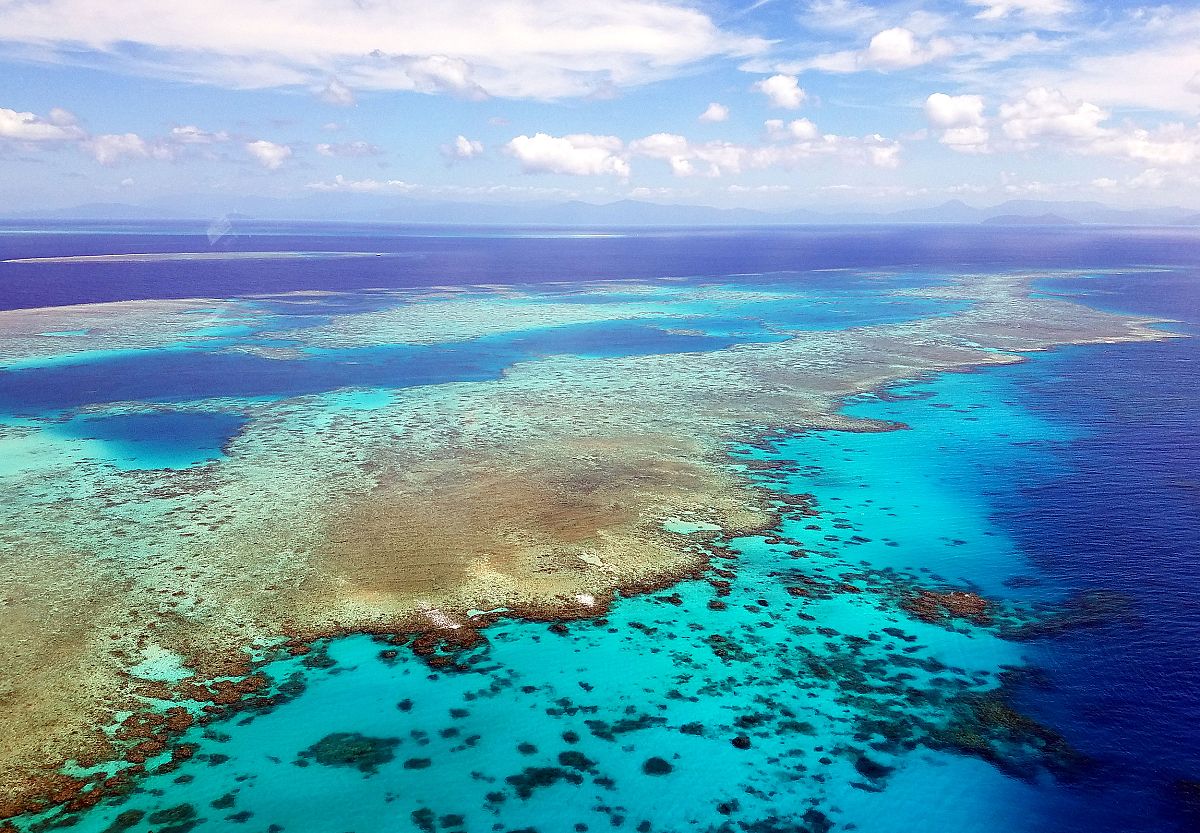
[0,223,1197,833]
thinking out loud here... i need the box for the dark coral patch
[505,766,584,799]
[297,732,400,774]
[642,757,673,776]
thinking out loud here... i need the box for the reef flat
[0,268,1171,820]
[0,251,395,264]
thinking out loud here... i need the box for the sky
[1,0,1199,213]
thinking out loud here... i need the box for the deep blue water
[2,225,1199,832]
[2,222,1199,310]
[993,272,1200,832]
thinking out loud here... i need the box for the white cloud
[972,87,1200,167]
[999,87,1106,142]
[754,75,806,109]
[802,0,881,32]
[47,108,78,127]
[3,103,309,172]
[505,133,630,177]
[749,127,904,171]
[925,93,990,153]
[764,27,956,75]
[938,125,991,153]
[727,184,792,193]
[315,140,382,157]
[0,106,82,141]
[968,0,1074,22]
[397,55,488,100]
[763,118,819,142]
[1090,125,1200,167]
[1014,9,1200,115]
[502,121,903,181]
[0,0,767,100]
[1129,168,1166,189]
[441,135,484,160]
[315,77,356,107]
[865,28,924,70]
[628,132,744,177]
[84,133,158,165]
[1089,169,1190,193]
[307,176,580,200]
[307,175,419,193]
[627,123,901,176]
[924,93,985,129]
[865,140,902,169]
[170,125,229,144]
[1002,178,1052,195]
[245,139,293,169]
[699,102,729,123]
[627,132,689,158]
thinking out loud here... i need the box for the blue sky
[1,0,1198,212]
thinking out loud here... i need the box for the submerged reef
[0,270,1174,818]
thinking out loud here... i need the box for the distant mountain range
[8,195,1200,227]
[980,212,1079,226]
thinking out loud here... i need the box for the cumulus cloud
[999,87,1106,142]
[925,93,990,153]
[505,133,630,177]
[699,102,729,123]
[925,93,985,129]
[441,135,484,161]
[763,118,819,142]
[245,139,293,169]
[926,86,1200,167]
[502,121,903,181]
[0,0,767,100]
[0,107,83,142]
[628,132,745,177]
[315,77,356,106]
[754,75,806,109]
[865,28,932,70]
[315,140,382,157]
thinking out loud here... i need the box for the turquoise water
[50,411,247,471]
[20,356,1102,833]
